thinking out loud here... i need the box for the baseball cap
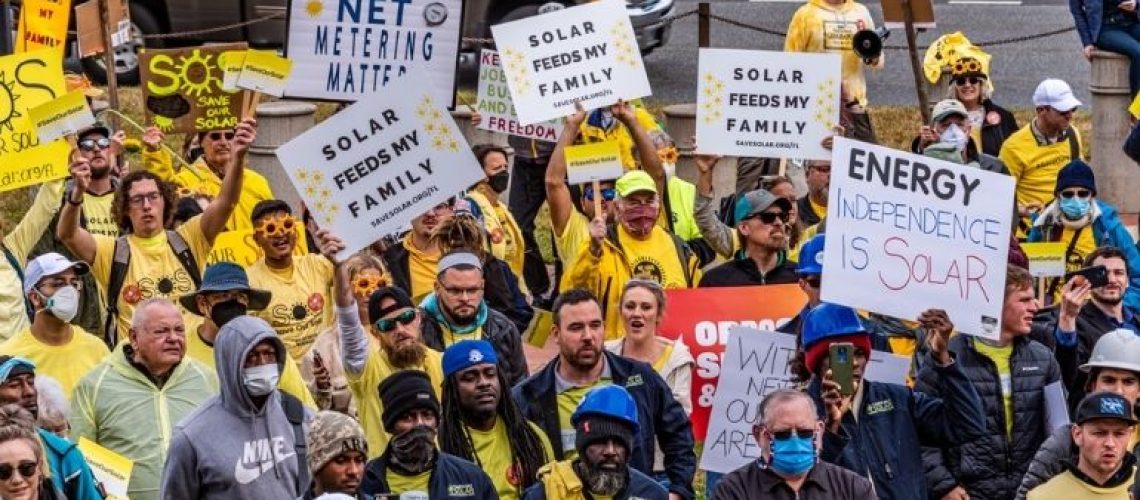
[734,189,793,225]
[1076,392,1139,425]
[930,99,968,125]
[24,253,89,294]
[77,122,111,139]
[1033,79,1082,112]
[615,170,657,197]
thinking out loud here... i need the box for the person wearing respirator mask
[465,145,529,287]
[915,99,1010,175]
[162,316,312,499]
[0,253,109,398]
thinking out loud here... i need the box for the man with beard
[798,160,831,228]
[438,339,553,499]
[321,229,444,458]
[1028,392,1138,499]
[699,190,799,287]
[360,370,496,498]
[303,411,369,499]
[383,200,455,303]
[420,252,528,385]
[512,288,696,500]
[522,385,667,500]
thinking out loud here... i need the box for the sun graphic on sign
[0,71,22,133]
[174,50,219,98]
[305,0,324,17]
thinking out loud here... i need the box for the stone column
[248,101,317,213]
[1090,51,1138,215]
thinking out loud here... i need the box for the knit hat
[378,371,440,433]
[575,413,636,456]
[1054,159,1097,196]
[442,339,498,377]
[306,411,368,474]
[368,286,415,324]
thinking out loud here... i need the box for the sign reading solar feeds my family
[275,75,483,259]
[285,0,463,107]
[491,0,651,125]
[821,138,1014,340]
[696,48,840,161]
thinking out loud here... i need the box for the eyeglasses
[78,138,112,152]
[0,461,36,481]
[353,270,387,298]
[128,191,162,207]
[1051,107,1075,117]
[207,131,235,142]
[36,279,83,291]
[745,211,790,225]
[767,428,816,440]
[584,186,617,202]
[374,309,416,333]
[441,285,483,298]
[254,214,296,238]
[953,76,984,86]
[1060,189,1092,199]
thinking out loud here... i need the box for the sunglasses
[207,131,235,142]
[254,214,297,238]
[1051,107,1076,117]
[0,461,36,481]
[953,76,984,86]
[78,137,112,152]
[584,186,616,202]
[746,211,790,225]
[374,309,416,333]
[353,271,387,298]
[1059,189,1092,199]
[767,428,816,440]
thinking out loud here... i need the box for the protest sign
[565,141,623,185]
[206,225,309,267]
[476,49,559,142]
[275,75,484,259]
[1022,242,1068,278]
[75,0,129,57]
[865,350,912,386]
[77,437,133,500]
[236,50,294,98]
[0,50,71,192]
[220,50,247,92]
[658,286,806,440]
[284,0,463,106]
[696,48,840,161]
[29,91,96,144]
[491,0,651,125]
[821,138,1014,339]
[140,43,247,134]
[16,0,69,55]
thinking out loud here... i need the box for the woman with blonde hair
[0,404,61,499]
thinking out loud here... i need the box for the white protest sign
[696,48,840,161]
[865,351,911,386]
[28,91,95,144]
[275,75,484,259]
[284,0,462,106]
[476,49,560,142]
[821,138,1014,339]
[491,0,651,125]
[564,141,624,185]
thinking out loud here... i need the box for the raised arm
[614,102,665,193]
[199,118,253,242]
[56,156,97,264]
[318,228,369,377]
[546,105,587,237]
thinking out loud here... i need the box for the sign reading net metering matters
[491,0,651,125]
[696,48,840,161]
[477,49,560,142]
[275,75,484,259]
[285,0,463,107]
[821,138,1014,340]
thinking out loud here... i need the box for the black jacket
[798,196,823,227]
[1030,303,1140,411]
[360,451,497,499]
[979,99,1019,156]
[511,352,697,500]
[916,335,1062,500]
[421,307,529,386]
[713,460,876,500]
[698,251,799,287]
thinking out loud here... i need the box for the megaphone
[852,28,890,65]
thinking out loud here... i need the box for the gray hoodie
[160,316,311,499]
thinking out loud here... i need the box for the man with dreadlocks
[439,340,553,499]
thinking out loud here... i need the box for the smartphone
[1065,264,1109,288]
[829,342,856,396]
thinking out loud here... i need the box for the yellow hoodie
[785,0,882,106]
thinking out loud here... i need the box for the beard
[810,186,829,204]
[575,457,627,496]
[562,344,602,372]
[383,339,426,369]
[1094,290,1123,306]
[91,163,111,180]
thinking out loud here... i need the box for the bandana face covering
[389,425,437,474]
[621,205,658,235]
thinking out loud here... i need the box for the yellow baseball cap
[614,170,657,197]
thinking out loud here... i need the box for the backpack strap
[1067,127,1080,160]
[165,230,202,288]
[279,392,308,492]
[2,247,33,322]
[669,233,695,287]
[104,237,132,347]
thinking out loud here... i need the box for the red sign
[660,285,807,440]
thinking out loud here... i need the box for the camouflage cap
[306,410,368,474]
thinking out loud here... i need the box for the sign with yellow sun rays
[490,0,651,126]
[274,73,483,259]
[139,43,248,134]
[284,0,463,107]
[695,48,841,161]
[0,50,71,193]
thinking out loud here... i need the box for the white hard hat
[1080,329,1140,373]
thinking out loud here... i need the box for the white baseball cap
[24,253,89,294]
[1033,79,1082,112]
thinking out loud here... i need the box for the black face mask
[488,171,510,194]
[389,425,437,474]
[209,299,247,327]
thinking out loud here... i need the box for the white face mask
[939,124,969,151]
[41,286,79,323]
[242,363,279,397]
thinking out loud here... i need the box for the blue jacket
[812,359,986,500]
[1027,199,1140,313]
[511,351,696,500]
[39,428,103,500]
[520,464,667,500]
[360,451,497,499]
[1070,0,1105,46]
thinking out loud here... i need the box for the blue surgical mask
[769,434,817,476]
[1059,197,1091,219]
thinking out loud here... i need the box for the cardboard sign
[16,0,70,55]
[75,0,129,58]
[565,141,623,185]
[1022,242,1068,278]
[284,0,463,107]
[29,91,96,144]
[821,138,1014,339]
[696,49,841,161]
[140,44,248,134]
[491,0,651,125]
[0,50,71,192]
[275,75,484,259]
[77,437,133,500]
[236,50,293,97]
[476,49,559,142]
[658,286,806,440]
[206,225,309,267]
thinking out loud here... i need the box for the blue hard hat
[801,303,867,349]
[797,234,826,275]
[571,385,640,437]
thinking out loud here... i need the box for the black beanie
[378,370,440,433]
[575,413,635,456]
[368,286,415,324]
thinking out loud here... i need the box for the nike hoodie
[160,316,311,499]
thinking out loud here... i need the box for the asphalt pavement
[643,0,1090,108]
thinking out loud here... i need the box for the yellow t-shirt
[974,340,1014,437]
[348,348,445,458]
[555,211,590,291]
[809,197,827,222]
[0,327,109,397]
[82,192,118,238]
[618,225,688,288]
[556,379,611,461]
[653,343,675,372]
[440,324,484,347]
[999,125,1082,218]
[468,419,555,500]
[385,470,431,496]
[141,151,275,232]
[90,216,212,337]
[1027,469,1136,499]
[247,255,335,361]
[403,236,440,304]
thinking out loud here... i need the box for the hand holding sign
[231,118,257,159]
[142,126,165,153]
[316,229,346,265]
[918,308,954,366]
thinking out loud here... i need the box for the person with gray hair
[33,377,68,439]
[712,389,874,499]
